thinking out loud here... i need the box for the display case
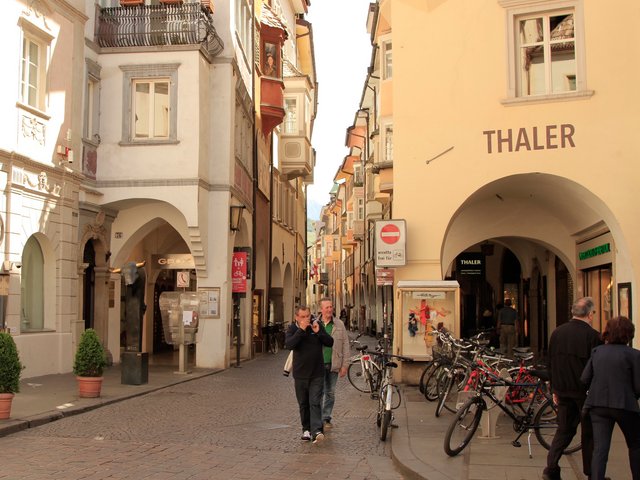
[396,281,460,360]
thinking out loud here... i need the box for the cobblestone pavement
[0,349,403,480]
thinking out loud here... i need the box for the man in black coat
[285,305,334,444]
[543,297,602,480]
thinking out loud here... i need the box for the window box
[120,0,144,5]
[160,0,184,4]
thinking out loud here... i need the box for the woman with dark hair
[581,316,640,479]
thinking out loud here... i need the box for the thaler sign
[375,220,406,267]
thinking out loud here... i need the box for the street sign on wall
[232,252,247,293]
[375,220,407,267]
[376,268,395,286]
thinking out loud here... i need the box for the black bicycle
[444,366,581,458]
[262,323,283,354]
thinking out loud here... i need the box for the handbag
[283,350,293,377]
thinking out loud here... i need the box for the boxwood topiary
[73,328,107,377]
[0,332,23,394]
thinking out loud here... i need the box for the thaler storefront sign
[375,220,406,267]
[483,124,575,154]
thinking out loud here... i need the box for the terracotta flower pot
[77,376,103,398]
[120,0,144,6]
[0,393,15,420]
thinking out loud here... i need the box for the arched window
[21,236,44,331]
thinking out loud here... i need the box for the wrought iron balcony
[96,3,223,56]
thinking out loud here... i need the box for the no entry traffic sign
[375,220,407,267]
[380,223,401,244]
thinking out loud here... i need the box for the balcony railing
[96,3,223,56]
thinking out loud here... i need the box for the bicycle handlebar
[369,351,414,362]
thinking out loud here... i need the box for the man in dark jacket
[285,305,334,444]
[543,297,602,480]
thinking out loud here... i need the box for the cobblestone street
[0,350,403,480]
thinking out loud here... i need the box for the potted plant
[74,329,107,398]
[0,332,23,419]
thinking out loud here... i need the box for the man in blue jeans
[285,305,333,443]
[318,297,350,431]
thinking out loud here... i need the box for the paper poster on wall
[198,288,220,318]
[401,290,456,358]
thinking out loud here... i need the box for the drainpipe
[251,0,258,357]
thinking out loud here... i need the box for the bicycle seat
[386,361,398,369]
[356,345,368,352]
[513,347,531,354]
[513,351,534,361]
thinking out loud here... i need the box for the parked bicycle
[443,364,581,458]
[374,351,413,440]
[262,323,283,354]
[347,344,383,395]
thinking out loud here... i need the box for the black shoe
[542,474,561,480]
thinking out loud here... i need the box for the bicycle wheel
[438,367,467,415]
[424,363,446,402]
[435,372,455,417]
[390,384,401,410]
[270,336,278,354]
[347,361,371,393]
[444,396,484,457]
[534,399,581,454]
[380,409,392,441]
[418,360,434,393]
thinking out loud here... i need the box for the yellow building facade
[389,0,638,353]
[312,0,640,379]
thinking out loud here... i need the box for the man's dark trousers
[544,396,593,479]
[294,376,324,434]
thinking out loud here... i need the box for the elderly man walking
[542,297,602,480]
[318,297,350,431]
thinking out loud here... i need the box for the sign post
[374,220,407,349]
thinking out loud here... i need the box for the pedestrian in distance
[285,305,334,444]
[581,315,640,480]
[497,298,518,357]
[542,296,602,480]
[318,297,350,432]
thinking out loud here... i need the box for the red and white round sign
[380,223,401,244]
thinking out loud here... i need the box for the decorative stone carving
[22,171,60,196]
[21,115,46,146]
[23,0,51,29]
[83,221,107,242]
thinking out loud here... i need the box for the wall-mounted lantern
[230,205,245,232]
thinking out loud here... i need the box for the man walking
[319,297,350,431]
[285,305,334,443]
[543,297,602,480]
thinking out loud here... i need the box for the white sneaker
[300,430,311,441]
[312,432,325,444]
